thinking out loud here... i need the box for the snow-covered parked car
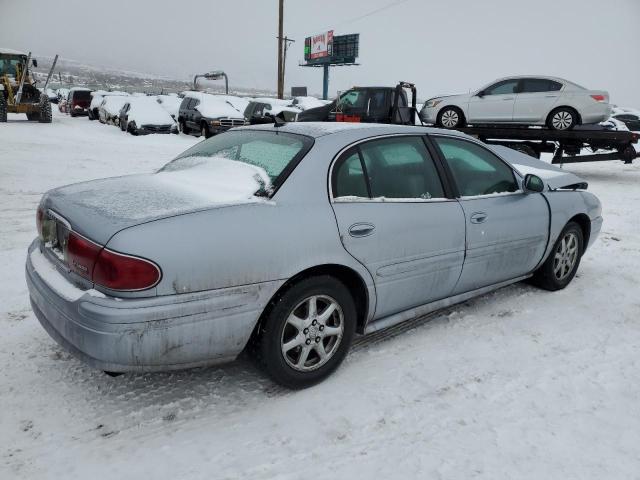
[421,76,612,130]
[177,91,246,138]
[244,97,301,123]
[89,90,128,121]
[98,95,129,125]
[118,97,177,135]
[26,123,602,388]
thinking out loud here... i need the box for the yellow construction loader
[0,48,57,123]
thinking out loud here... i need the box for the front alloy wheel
[281,295,344,372]
[531,221,584,291]
[438,107,463,129]
[553,231,579,281]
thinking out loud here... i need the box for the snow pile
[158,156,271,202]
[126,97,175,126]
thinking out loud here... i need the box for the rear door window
[521,78,563,93]
[433,136,518,197]
[332,148,369,199]
[358,137,445,200]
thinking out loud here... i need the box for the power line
[293,0,413,35]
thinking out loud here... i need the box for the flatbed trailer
[454,125,639,165]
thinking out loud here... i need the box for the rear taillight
[591,94,606,102]
[65,231,101,280]
[93,249,161,291]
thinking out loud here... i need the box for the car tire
[547,107,578,130]
[437,106,465,129]
[0,94,7,122]
[255,275,356,389]
[531,221,584,291]
[200,122,210,139]
[38,94,52,123]
[179,120,188,134]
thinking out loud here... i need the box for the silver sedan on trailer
[421,76,611,130]
[26,122,602,388]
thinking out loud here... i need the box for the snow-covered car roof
[101,96,130,116]
[126,97,176,126]
[184,92,245,119]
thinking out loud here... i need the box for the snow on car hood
[42,158,271,245]
[490,145,588,190]
[127,97,175,126]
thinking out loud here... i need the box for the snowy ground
[1,110,639,479]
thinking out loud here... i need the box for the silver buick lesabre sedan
[26,122,602,388]
[421,76,611,130]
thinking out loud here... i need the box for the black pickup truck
[298,82,418,125]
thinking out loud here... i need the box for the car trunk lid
[40,163,269,246]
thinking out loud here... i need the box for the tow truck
[455,124,638,165]
[297,81,638,165]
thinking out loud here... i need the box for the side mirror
[476,90,485,98]
[523,174,545,193]
[32,59,38,68]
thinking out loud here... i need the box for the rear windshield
[162,130,314,196]
[73,91,91,101]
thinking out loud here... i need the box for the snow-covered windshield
[163,130,313,195]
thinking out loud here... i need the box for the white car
[119,97,177,135]
[421,76,611,130]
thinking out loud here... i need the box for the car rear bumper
[580,103,612,125]
[26,241,282,372]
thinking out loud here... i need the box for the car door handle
[470,212,488,224]
[545,95,558,98]
[348,222,375,237]
[502,97,515,101]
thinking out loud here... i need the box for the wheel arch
[437,105,466,127]
[547,105,582,126]
[568,213,591,249]
[252,264,371,340]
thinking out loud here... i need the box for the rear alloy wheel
[548,108,577,130]
[257,276,356,388]
[531,221,584,291]
[437,107,464,129]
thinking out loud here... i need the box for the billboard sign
[308,30,333,59]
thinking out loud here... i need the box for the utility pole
[277,0,284,98]
[281,36,295,97]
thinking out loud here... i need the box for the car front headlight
[425,99,442,108]
[210,119,221,126]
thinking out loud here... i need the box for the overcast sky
[2,0,639,105]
